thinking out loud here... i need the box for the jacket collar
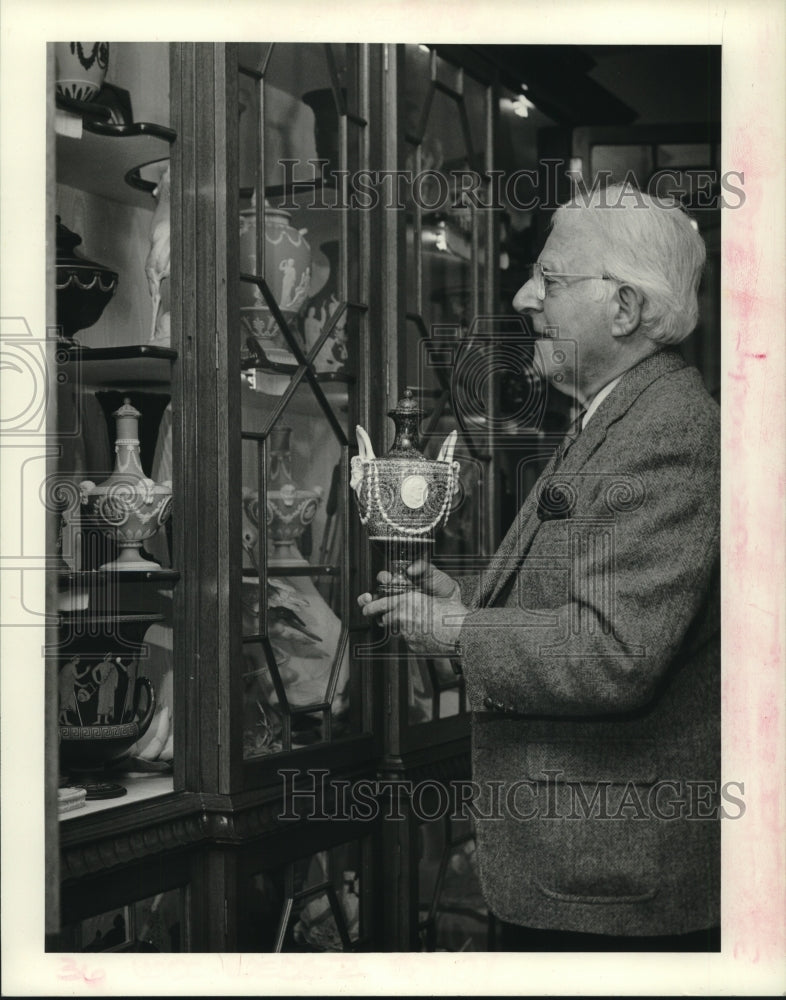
[473,348,687,608]
[557,347,687,474]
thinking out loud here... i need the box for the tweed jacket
[458,348,720,937]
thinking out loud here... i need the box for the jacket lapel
[473,349,687,609]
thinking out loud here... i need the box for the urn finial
[387,388,427,458]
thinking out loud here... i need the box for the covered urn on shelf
[79,398,173,570]
[241,426,323,568]
[55,216,118,344]
[55,42,109,102]
[239,196,312,357]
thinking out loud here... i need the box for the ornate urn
[239,198,312,356]
[57,615,160,777]
[55,216,118,343]
[266,427,322,564]
[350,389,459,592]
[80,399,173,570]
[243,427,323,567]
[55,42,109,102]
[58,653,156,770]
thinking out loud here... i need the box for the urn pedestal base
[368,538,433,595]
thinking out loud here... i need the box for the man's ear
[610,283,643,338]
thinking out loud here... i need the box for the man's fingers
[357,592,374,608]
[361,594,401,618]
[405,559,458,598]
[405,559,429,580]
[376,570,393,586]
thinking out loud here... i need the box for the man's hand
[357,560,468,656]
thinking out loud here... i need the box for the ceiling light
[512,95,534,118]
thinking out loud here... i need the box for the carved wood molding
[61,753,470,879]
[61,792,360,878]
[61,812,206,881]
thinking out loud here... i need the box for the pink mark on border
[723,112,786,967]
[57,956,106,986]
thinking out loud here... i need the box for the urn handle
[133,676,156,738]
[436,429,458,465]
[355,425,376,462]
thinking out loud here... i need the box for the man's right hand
[357,559,466,654]
[357,559,460,609]
[400,559,460,599]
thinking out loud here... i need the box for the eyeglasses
[528,261,611,301]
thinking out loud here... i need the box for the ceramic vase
[55,216,118,343]
[264,426,323,565]
[239,203,312,358]
[57,616,158,771]
[79,398,173,570]
[55,42,109,102]
[302,240,349,373]
[302,88,344,178]
[58,654,156,769]
[351,390,460,592]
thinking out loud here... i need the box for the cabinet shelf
[59,775,175,823]
[56,113,175,210]
[58,611,164,629]
[59,569,179,585]
[241,370,352,416]
[66,344,176,388]
[243,564,341,579]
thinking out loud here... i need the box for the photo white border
[2,0,784,994]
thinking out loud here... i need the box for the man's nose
[513,277,541,314]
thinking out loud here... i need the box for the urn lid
[113,397,140,420]
[242,192,292,223]
[55,216,118,279]
[387,389,427,458]
[113,397,141,443]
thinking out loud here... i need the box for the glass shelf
[243,565,341,579]
[241,371,351,416]
[59,569,180,584]
[57,613,165,639]
[65,344,177,388]
[56,115,175,210]
[59,611,164,624]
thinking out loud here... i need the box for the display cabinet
[48,41,191,949]
[47,40,562,953]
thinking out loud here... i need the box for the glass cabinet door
[383,45,498,754]
[232,43,376,779]
[238,832,375,952]
[50,42,179,817]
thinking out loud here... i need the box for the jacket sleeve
[456,574,478,607]
[459,399,720,717]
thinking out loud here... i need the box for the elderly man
[359,184,720,951]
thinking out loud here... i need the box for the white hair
[554,182,707,345]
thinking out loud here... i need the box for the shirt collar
[581,375,623,429]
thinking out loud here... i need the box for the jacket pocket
[525,739,658,785]
[523,740,660,904]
